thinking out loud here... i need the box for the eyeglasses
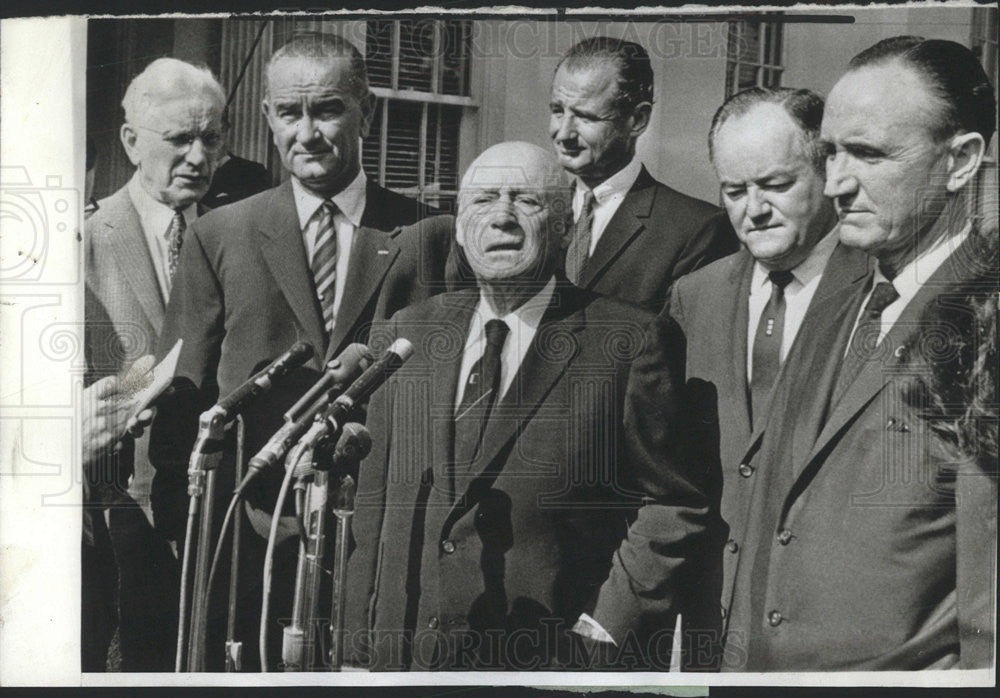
[133,124,229,154]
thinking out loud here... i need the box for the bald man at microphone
[343,142,720,671]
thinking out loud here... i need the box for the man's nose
[746,188,771,222]
[553,113,576,142]
[184,138,208,167]
[824,152,858,199]
[295,114,320,144]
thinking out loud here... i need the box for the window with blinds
[362,19,475,210]
[725,17,784,98]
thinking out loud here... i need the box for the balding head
[457,142,573,286]
[120,58,227,209]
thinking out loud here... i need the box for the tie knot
[867,280,900,315]
[169,210,186,232]
[322,199,338,217]
[580,188,595,211]
[768,269,795,290]
[485,319,509,349]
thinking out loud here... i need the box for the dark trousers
[82,509,117,672]
[108,502,180,672]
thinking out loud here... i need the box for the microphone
[239,344,372,490]
[297,338,414,453]
[316,422,372,473]
[216,341,314,420]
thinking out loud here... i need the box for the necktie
[454,319,510,468]
[749,269,795,428]
[166,210,186,285]
[565,189,595,285]
[311,200,339,336]
[832,279,900,404]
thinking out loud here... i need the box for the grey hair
[122,57,225,125]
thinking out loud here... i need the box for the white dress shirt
[746,229,839,381]
[127,173,197,300]
[572,156,643,256]
[291,169,368,327]
[454,278,557,411]
[845,223,971,353]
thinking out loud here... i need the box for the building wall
[782,7,976,97]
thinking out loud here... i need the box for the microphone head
[387,337,415,362]
[326,343,374,387]
[284,341,314,367]
[335,422,373,462]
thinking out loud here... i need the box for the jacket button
[726,539,739,553]
[767,610,783,627]
[428,616,439,629]
[777,529,792,545]
[739,464,754,478]
[441,539,456,554]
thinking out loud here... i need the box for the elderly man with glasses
[83,57,227,671]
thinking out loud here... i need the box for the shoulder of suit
[571,287,657,325]
[641,174,721,217]
[391,213,455,240]
[366,183,433,228]
[189,183,283,235]
[390,287,476,323]
[675,249,746,291]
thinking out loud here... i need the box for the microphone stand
[181,405,228,672]
[328,472,356,671]
[225,416,246,672]
[282,442,327,672]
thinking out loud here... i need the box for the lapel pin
[378,249,390,255]
[894,345,908,360]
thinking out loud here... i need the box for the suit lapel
[451,285,585,508]
[256,182,328,358]
[578,167,657,289]
[325,226,401,361]
[725,251,755,437]
[800,235,974,478]
[100,190,165,332]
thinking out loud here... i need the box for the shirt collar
[471,277,557,339]
[751,227,840,290]
[290,168,368,230]
[127,172,197,237]
[576,156,643,205]
[874,221,971,299]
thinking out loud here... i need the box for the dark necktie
[311,200,339,336]
[166,210,186,285]
[565,189,595,285]
[749,269,795,428]
[454,319,510,468]
[832,279,900,404]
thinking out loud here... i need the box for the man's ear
[120,123,141,167]
[945,131,986,193]
[359,91,377,139]
[627,101,653,141]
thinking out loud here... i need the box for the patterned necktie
[565,189,595,285]
[166,210,186,284]
[832,279,900,404]
[311,200,339,336]
[749,269,795,428]
[454,319,510,468]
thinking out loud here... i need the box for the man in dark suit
[720,37,996,670]
[668,87,868,663]
[150,32,449,670]
[84,57,227,671]
[549,36,737,313]
[344,141,720,671]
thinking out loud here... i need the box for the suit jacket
[573,166,737,313]
[150,181,447,540]
[343,284,720,670]
[720,232,994,670]
[668,243,870,667]
[84,185,166,514]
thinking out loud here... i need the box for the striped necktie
[565,189,595,285]
[311,200,339,336]
[166,210,186,285]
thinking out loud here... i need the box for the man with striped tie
[149,32,451,670]
[84,57,227,671]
